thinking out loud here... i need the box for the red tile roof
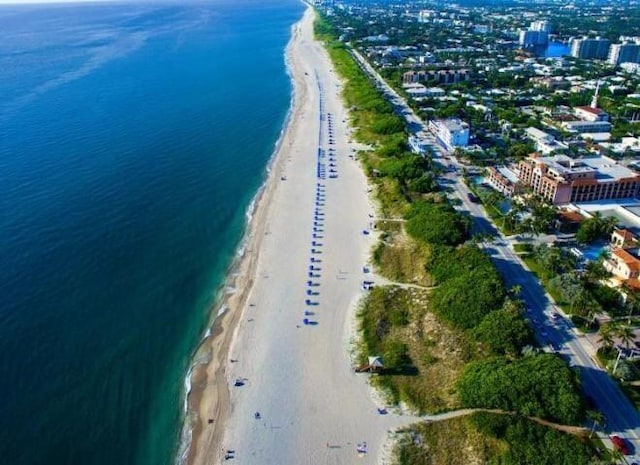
[576,105,604,115]
[613,248,640,271]
[614,228,637,242]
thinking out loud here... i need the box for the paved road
[350,47,640,463]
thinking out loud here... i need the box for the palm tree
[484,190,503,210]
[586,409,605,438]
[602,215,619,235]
[509,285,522,298]
[571,291,600,324]
[503,208,519,232]
[585,260,611,282]
[518,217,535,237]
[622,285,640,324]
[598,324,615,351]
[614,324,636,350]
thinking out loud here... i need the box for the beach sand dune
[185,7,418,465]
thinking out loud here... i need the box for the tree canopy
[427,244,507,329]
[576,213,618,244]
[458,355,584,425]
[405,201,470,246]
[471,412,596,465]
[474,300,533,356]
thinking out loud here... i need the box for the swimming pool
[581,243,608,261]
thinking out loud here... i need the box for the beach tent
[368,356,384,370]
[355,356,384,373]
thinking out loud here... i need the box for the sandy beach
[183,6,416,465]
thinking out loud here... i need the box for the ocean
[0,1,304,464]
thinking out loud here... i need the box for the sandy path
[185,7,418,465]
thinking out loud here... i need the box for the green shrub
[474,305,533,356]
[458,355,584,424]
[405,201,470,246]
[471,412,595,465]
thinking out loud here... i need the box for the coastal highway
[350,47,640,462]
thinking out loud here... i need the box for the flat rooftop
[575,200,640,235]
[496,166,519,184]
[535,154,637,182]
[439,118,468,132]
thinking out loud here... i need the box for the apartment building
[570,37,611,60]
[608,43,640,66]
[403,69,470,85]
[428,118,470,152]
[518,154,640,204]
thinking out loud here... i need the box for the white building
[425,87,445,97]
[570,37,610,60]
[562,120,612,134]
[530,20,552,32]
[526,127,555,145]
[573,106,609,122]
[519,29,548,48]
[608,43,640,66]
[524,127,567,154]
[403,83,429,99]
[428,118,470,152]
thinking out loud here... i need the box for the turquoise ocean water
[0,1,303,463]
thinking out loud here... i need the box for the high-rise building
[530,20,552,33]
[570,37,611,60]
[608,43,640,65]
[519,29,548,48]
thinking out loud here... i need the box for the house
[525,127,568,154]
[611,228,638,249]
[574,106,609,122]
[603,248,640,281]
[555,209,585,233]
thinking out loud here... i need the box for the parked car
[611,435,630,455]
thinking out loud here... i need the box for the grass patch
[394,413,598,465]
[358,286,475,413]
[513,243,534,254]
[394,416,506,465]
[466,184,516,235]
[521,255,571,313]
[373,234,434,287]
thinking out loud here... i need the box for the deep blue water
[0,1,303,464]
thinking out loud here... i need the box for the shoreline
[181,3,419,463]
[177,9,309,465]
